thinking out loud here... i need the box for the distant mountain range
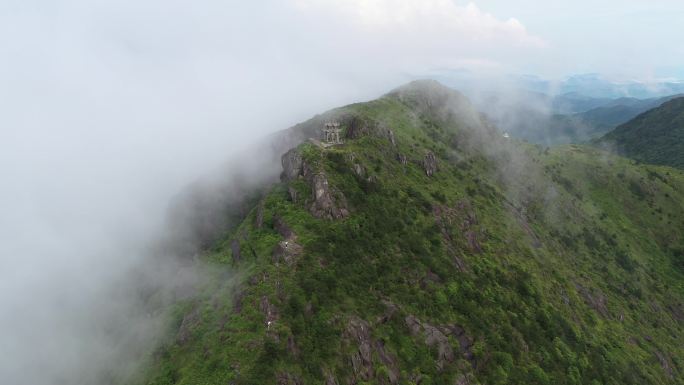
[462,89,681,145]
[552,73,684,99]
[434,71,684,100]
[425,71,684,145]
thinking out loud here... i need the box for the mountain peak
[141,82,684,385]
[387,79,469,105]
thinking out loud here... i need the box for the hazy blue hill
[136,81,684,385]
[560,74,684,99]
[579,94,682,130]
[477,92,682,146]
[551,92,613,114]
[600,97,684,169]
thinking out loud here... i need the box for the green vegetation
[136,81,684,385]
[600,97,684,169]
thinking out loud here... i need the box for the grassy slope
[601,97,684,169]
[138,82,684,385]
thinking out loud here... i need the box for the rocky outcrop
[325,372,339,385]
[343,316,399,385]
[230,239,241,263]
[310,173,349,220]
[177,306,200,345]
[384,128,396,146]
[423,151,438,176]
[280,148,349,220]
[353,163,365,177]
[667,303,684,323]
[342,115,397,146]
[232,290,245,314]
[576,284,609,318]
[288,186,299,203]
[281,149,304,181]
[396,153,408,165]
[346,317,373,382]
[272,239,303,264]
[255,199,265,229]
[433,201,487,270]
[405,315,474,370]
[344,116,373,140]
[287,335,300,358]
[654,350,674,378]
[377,300,399,324]
[260,296,279,326]
[274,215,294,238]
[276,372,303,385]
[455,201,483,253]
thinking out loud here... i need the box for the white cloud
[293,0,545,53]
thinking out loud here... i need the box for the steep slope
[137,80,684,385]
[601,97,684,169]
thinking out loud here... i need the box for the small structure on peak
[322,121,342,145]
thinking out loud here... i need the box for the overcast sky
[1,1,683,384]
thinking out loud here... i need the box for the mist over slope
[465,88,681,146]
[138,80,684,385]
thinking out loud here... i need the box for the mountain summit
[139,81,684,385]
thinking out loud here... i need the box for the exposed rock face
[276,372,303,385]
[346,317,373,382]
[272,240,303,264]
[280,148,349,220]
[281,149,304,181]
[325,372,339,385]
[377,300,399,324]
[405,315,474,369]
[310,173,349,220]
[288,186,299,203]
[655,350,674,378]
[177,306,200,345]
[423,151,438,176]
[260,296,279,325]
[375,340,399,385]
[384,128,396,146]
[667,303,684,323]
[344,116,373,139]
[433,201,486,270]
[454,374,473,385]
[343,317,399,385]
[230,239,241,263]
[353,163,365,177]
[576,284,609,318]
[455,201,484,253]
[396,153,408,165]
[274,215,293,238]
[232,290,245,314]
[287,335,300,358]
[342,115,397,146]
[255,199,265,229]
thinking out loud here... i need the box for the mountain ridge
[137,80,684,385]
